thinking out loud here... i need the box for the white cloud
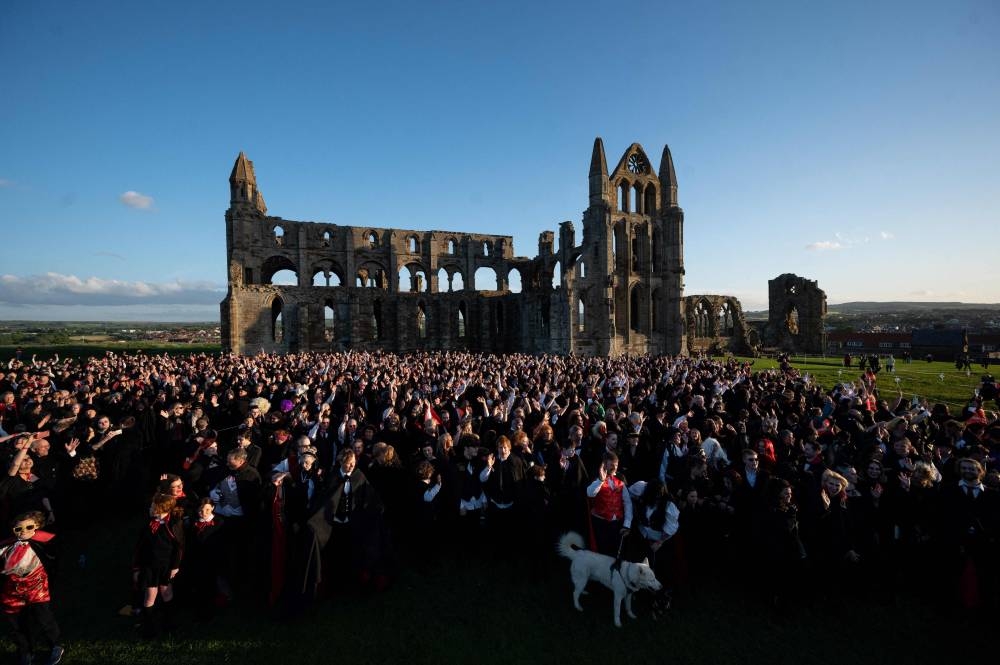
[880,231,894,240]
[0,273,223,306]
[120,190,154,210]
[805,240,843,251]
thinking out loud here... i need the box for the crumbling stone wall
[683,295,757,355]
[220,142,693,356]
[763,273,827,353]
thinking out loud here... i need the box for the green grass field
[732,355,989,412]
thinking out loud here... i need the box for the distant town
[1,301,998,359]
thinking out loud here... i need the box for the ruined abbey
[220,140,823,356]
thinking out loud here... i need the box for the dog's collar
[618,562,641,593]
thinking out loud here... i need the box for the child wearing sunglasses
[0,510,64,665]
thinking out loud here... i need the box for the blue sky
[1,0,998,321]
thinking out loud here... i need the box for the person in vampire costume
[299,449,390,600]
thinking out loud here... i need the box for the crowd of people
[0,349,997,656]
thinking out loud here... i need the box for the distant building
[827,329,1000,359]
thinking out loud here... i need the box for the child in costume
[0,510,64,665]
[133,493,184,637]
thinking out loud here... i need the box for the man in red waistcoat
[586,452,632,557]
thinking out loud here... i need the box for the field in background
[733,355,989,412]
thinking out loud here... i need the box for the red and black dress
[134,516,184,588]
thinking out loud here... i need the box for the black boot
[140,607,160,639]
[160,600,176,634]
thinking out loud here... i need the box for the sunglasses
[13,524,37,534]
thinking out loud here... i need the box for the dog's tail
[557,531,586,559]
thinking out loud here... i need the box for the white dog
[557,531,662,627]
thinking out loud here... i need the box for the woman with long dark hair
[628,479,680,618]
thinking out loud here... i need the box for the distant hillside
[829,302,1000,314]
[743,302,1000,317]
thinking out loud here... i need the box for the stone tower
[565,139,686,355]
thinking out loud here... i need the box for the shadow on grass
[12,516,982,665]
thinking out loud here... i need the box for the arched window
[786,306,800,335]
[399,264,427,293]
[633,184,643,215]
[262,256,298,285]
[618,183,628,212]
[417,302,427,339]
[372,300,383,340]
[719,302,734,336]
[474,266,498,291]
[508,268,522,293]
[448,238,457,254]
[631,236,640,272]
[322,230,331,247]
[437,267,450,292]
[273,226,285,246]
[551,261,561,289]
[367,231,379,249]
[644,184,656,216]
[630,287,642,332]
[312,268,342,287]
[271,297,284,343]
[694,301,710,337]
[483,241,491,257]
[651,229,660,272]
[577,261,586,279]
[398,266,412,292]
[457,302,467,338]
[324,302,335,343]
[578,297,585,332]
[270,269,297,286]
[409,235,419,253]
[652,289,661,331]
[452,270,464,291]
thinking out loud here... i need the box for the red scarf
[194,520,216,534]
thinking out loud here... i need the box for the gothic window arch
[630,285,646,333]
[508,267,523,293]
[324,301,335,343]
[719,302,735,336]
[262,256,298,285]
[271,297,284,343]
[644,183,657,216]
[694,300,711,337]
[372,300,383,340]
[457,302,467,338]
[417,302,427,339]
